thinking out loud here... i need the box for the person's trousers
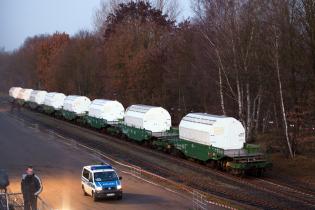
[24,196,37,210]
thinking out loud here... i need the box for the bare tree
[301,0,315,74]
[95,0,181,32]
[94,0,125,34]
[152,0,181,21]
[193,0,265,141]
[272,24,294,158]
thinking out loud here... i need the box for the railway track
[7,107,315,210]
[254,178,315,204]
[263,174,315,196]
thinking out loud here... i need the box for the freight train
[8,87,272,176]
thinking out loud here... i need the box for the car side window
[83,169,89,180]
[88,172,93,182]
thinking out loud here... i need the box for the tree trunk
[255,92,262,134]
[274,30,294,158]
[218,65,226,115]
[236,74,244,125]
[277,63,294,158]
[246,82,251,141]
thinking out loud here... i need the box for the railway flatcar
[170,113,271,175]
[121,105,172,141]
[29,90,47,109]
[86,99,125,129]
[62,95,91,120]
[8,87,22,102]
[42,92,66,114]
[16,88,33,105]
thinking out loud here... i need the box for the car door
[87,172,94,195]
[82,169,92,195]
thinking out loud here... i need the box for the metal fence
[0,192,23,210]
[0,192,9,210]
[192,190,208,210]
[0,192,55,210]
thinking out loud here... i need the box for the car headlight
[95,186,102,191]
[117,185,122,190]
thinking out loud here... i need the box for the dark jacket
[21,174,42,199]
[0,170,9,190]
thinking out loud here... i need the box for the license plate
[107,193,115,197]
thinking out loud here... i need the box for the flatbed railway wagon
[8,87,22,102]
[28,90,47,109]
[42,92,66,114]
[162,113,271,175]
[62,95,91,121]
[16,88,33,105]
[86,99,125,129]
[120,105,172,142]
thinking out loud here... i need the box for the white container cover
[179,113,245,150]
[63,95,91,114]
[88,99,125,122]
[29,90,47,105]
[9,87,22,98]
[124,105,171,133]
[17,89,33,101]
[44,92,66,110]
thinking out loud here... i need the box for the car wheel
[92,192,98,202]
[82,186,88,196]
[117,195,122,200]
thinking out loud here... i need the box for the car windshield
[94,171,118,182]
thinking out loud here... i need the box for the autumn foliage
[35,32,70,90]
[1,0,315,156]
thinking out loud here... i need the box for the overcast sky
[0,0,193,52]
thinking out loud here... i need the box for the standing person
[0,169,9,193]
[21,166,43,210]
[10,101,17,113]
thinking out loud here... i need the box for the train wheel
[239,170,245,177]
[222,161,228,171]
[255,168,264,177]
[100,128,107,134]
[143,140,152,148]
[121,134,128,141]
[170,148,177,156]
[217,160,227,171]
[206,160,217,169]
[231,169,242,176]
[174,149,186,159]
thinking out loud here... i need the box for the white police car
[81,165,122,201]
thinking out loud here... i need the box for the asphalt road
[0,105,194,210]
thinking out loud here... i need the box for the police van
[81,165,123,201]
